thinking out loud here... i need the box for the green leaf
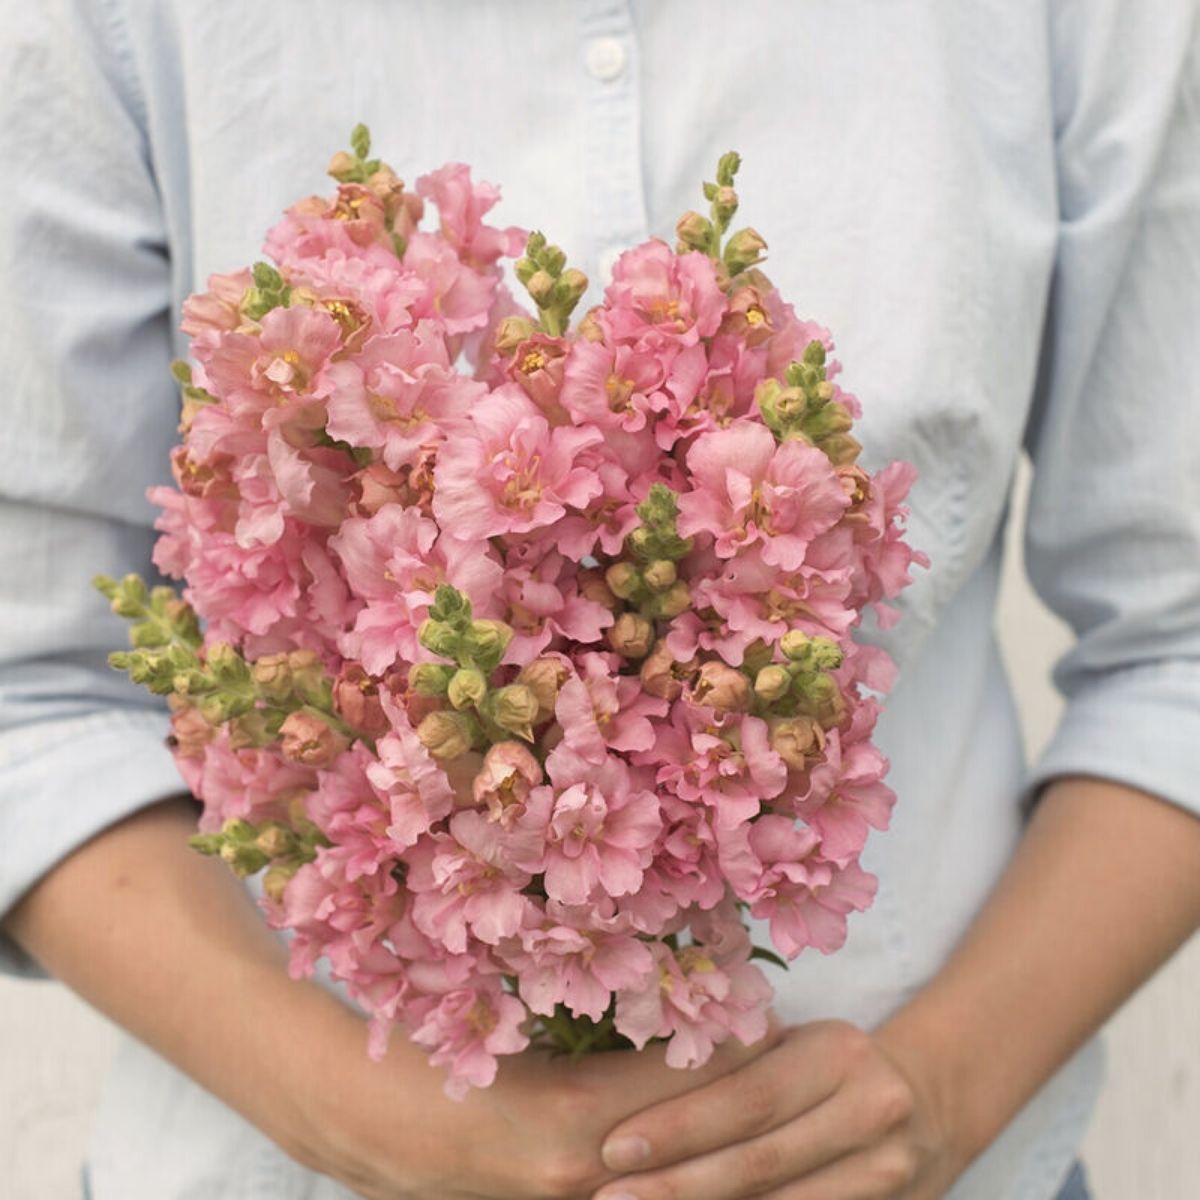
[749,944,791,971]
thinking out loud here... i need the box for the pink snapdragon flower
[506,899,655,1022]
[406,809,542,952]
[741,816,877,957]
[517,746,662,905]
[677,421,850,570]
[602,240,726,347]
[432,386,604,539]
[614,906,772,1068]
[323,323,485,470]
[409,982,531,1100]
[416,163,526,269]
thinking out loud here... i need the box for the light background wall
[1,460,1197,1198]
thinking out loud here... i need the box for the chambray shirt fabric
[2,1,1198,1197]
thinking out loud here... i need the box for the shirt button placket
[578,1,649,292]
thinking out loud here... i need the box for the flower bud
[491,684,539,741]
[416,710,476,759]
[447,667,488,711]
[461,619,514,671]
[409,662,454,697]
[227,710,273,750]
[652,580,692,619]
[255,823,295,859]
[557,268,588,306]
[605,561,641,601]
[608,612,655,660]
[279,710,349,767]
[168,703,216,757]
[769,716,827,769]
[641,559,677,592]
[723,227,767,274]
[516,656,571,723]
[251,652,293,701]
[494,315,539,356]
[286,649,327,700]
[779,630,812,662]
[639,640,698,701]
[262,863,298,903]
[418,618,461,659]
[675,210,713,254]
[689,661,751,712]
[526,269,555,306]
[753,665,792,704]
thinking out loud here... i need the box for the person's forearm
[1,798,373,1166]
[877,774,1200,1169]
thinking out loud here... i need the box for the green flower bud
[723,227,767,275]
[409,663,455,696]
[809,637,844,671]
[494,315,539,356]
[491,684,539,741]
[418,618,462,659]
[461,619,514,671]
[448,667,488,711]
[130,621,170,649]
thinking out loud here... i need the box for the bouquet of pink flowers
[98,126,925,1099]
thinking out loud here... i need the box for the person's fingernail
[601,1134,651,1171]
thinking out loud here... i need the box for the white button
[598,244,624,285]
[585,36,628,82]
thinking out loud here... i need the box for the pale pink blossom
[677,422,850,570]
[433,387,603,539]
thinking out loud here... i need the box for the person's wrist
[873,1002,980,1184]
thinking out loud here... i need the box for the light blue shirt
[2,2,1198,1197]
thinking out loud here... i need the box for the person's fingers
[752,1137,921,1200]
[597,1022,857,1174]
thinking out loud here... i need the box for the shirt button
[585,36,628,82]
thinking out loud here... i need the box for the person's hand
[587,1019,962,1200]
[292,998,788,1200]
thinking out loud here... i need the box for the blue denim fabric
[1055,1162,1093,1200]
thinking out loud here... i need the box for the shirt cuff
[0,707,187,977]
[1021,661,1200,819]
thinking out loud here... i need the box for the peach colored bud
[251,653,293,700]
[605,561,641,600]
[608,612,655,660]
[836,464,872,520]
[754,665,791,704]
[689,661,751,713]
[769,716,827,769]
[654,580,692,619]
[508,333,568,418]
[516,656,572,723]
[279,711,349,767]
[255,824,294,859]
[416,711,475,760]
[494,316,539,356]
[641,559,677,592]
[639,640,698,701]
[168,703,216,757]
[262,864,296,904]
[577,307,605,342]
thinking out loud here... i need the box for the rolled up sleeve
[0,0,187,973]
[1021,3,1200,816]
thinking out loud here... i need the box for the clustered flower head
[99,128,927,1099]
